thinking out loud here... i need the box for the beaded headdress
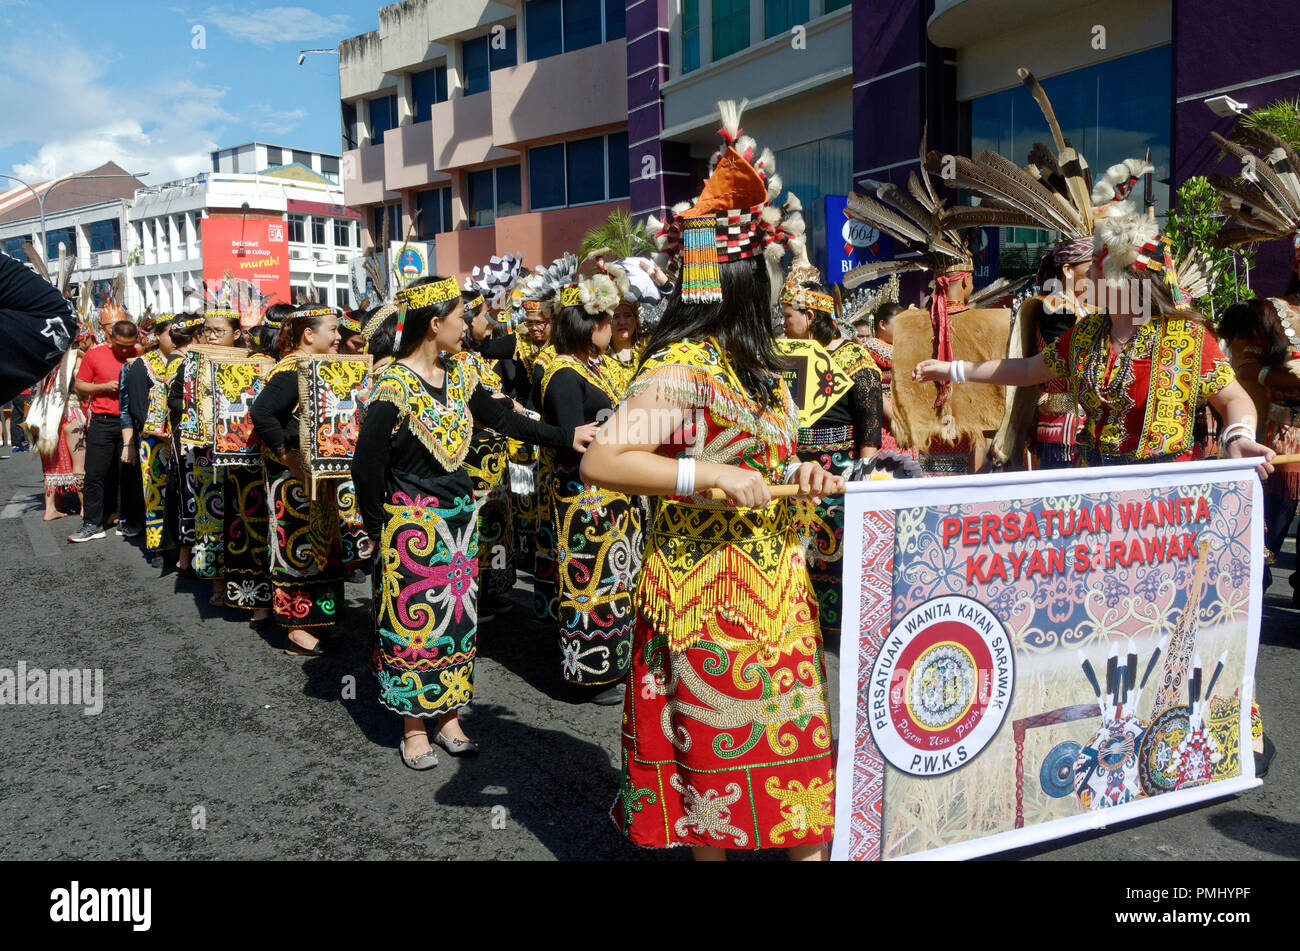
[647,99,805,305]
[780,251,835,315]
[397,277,461,311]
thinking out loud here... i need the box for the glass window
[567,136,606,205]
[47,226,76,262]
[341,102,359,151]
[417,188,451,238]
[712,0,749,60]
[526,0,563,61]
[496,165,522,218]
[765,0,808,38]
[370,205,401,243]
[463,36,491,96]
[265,146,283,167]
[607,131,629,199]
[490,27,517,71]
[564,0,602,52]
[311,217,327,245]
[969,45,1173,220]
[604,0,625,40]
[529,142,567,209]
[334,218,353,247]
[683,0,700,73]
[823,0,850,10]
[293,149,312,168]
[88,219,120,254]
[288,214,305,243]
[369,94,398,145]
[412,65,448,122]
[321,154,340,177]
[468,169,496,227]
[3,236,25,256]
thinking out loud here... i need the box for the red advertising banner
[201,214,290,309]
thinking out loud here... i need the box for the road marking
[1,489,36,519]
[23,511,60,558]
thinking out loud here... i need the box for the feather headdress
[519,252,578,306]
[924,69,1098,267]
[646,99,804,305]
[471,252,525,313]
[841,132,975,289]
[1207,128,1300,256]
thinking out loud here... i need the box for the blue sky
[0,0,367,186]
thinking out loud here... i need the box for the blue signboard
[969,225,1000,285]
[824,194,894,286]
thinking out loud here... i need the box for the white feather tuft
[760,205,782,227]
[757,147,775,172]
[766,173,782,201]
[1091,158,1154,205]
[735,135,757,162]
[716,98,750,143]
[671,200,693,216]
[783,192,802,214]
[784,211,806,237]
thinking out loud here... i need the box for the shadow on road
[1208,810,1300,859]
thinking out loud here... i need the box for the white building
[211,142,342,184]
[128,164,359,314]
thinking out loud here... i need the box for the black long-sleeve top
[541,363,613,472]
[167,360,185,430]
[249,370,300,455]
[351,369,576,542]
[125,355,167,431]
[0,249,77,404]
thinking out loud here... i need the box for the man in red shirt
[68,320,139,542]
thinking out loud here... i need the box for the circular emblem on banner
[866,595,1014,776]
[394,245,425,280]
[842,219,878,250]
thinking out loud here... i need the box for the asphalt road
[0,448,1294,861]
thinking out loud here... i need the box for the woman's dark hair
[168,315,200,348]
[393,275,462,360]
[276,304,334,357]
[552,301,605,357]
[265,301,295,326]
[1287,269,1300,298]
[874,302,903,332]
[1219,297,1288,363]
[639,256,784,409]
[367,313,400,360]
[246,324,279,357]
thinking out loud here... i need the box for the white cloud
[202,6,350,48]
[0,38,234,183]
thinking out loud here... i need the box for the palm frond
[578,209,653,262]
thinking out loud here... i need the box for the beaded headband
[465,294,485,312]
[780,285,835,315]
[173,315,204,331]
[398,277,460,310]
[558,285,583,308]
[362,302,398,342]
[339,312,364,334]
[203,308,242,321]
[292,306,339,320]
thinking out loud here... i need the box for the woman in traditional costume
[581,100,842,858]
[350,275,596,769]
[1205,127,1300,615]
[455,287,517,619]
[914,163,1273,476]
[165,316,202,573]
[779,258,882,640]
[538,265,642,702]
[28,347,80,519]
[250,305,345,655]
[124,314,179,565]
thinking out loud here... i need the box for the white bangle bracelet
[676,457,696,496]
[1220,422,1254,447]
[949,360,966,384]
[783,461,803,484]
[1258,366,1271,387]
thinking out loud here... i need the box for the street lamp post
[0,171,149,264]
[297,49,338,65]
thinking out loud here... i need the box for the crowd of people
[1,81,1296,859]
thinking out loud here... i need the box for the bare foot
[43,511,68,521]
[288,629,320,651]
[403,730,433,757]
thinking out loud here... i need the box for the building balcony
[490,40,629,148]
[434,200,629,277]
[343,143,400,207]
[430,93,518,171]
